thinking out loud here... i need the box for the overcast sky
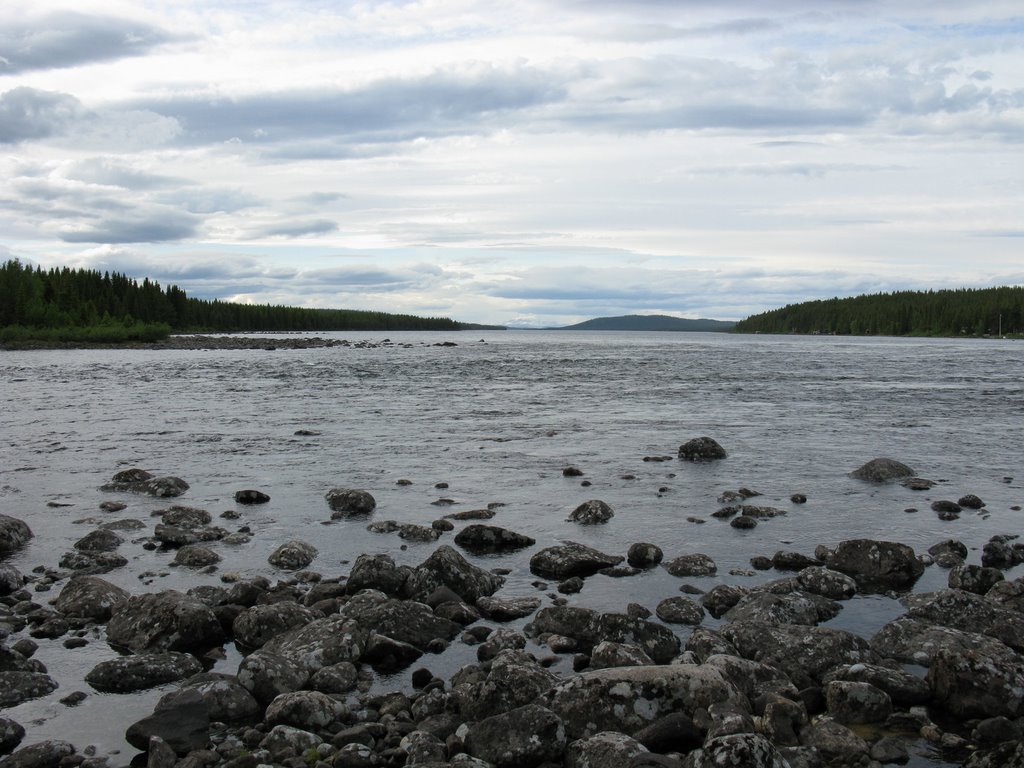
[1,1,1021,326]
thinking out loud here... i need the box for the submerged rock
[454,524,535,554]
[267,540,317,570]
[567,500,614,525]
[529,542,624,580]
[0,515,32,555]
[664,553,717,577]
[819,538,924,590]
[678,436,727,461]
[234,489,270,504]
[850,457,915,482]
[325,488,376,517]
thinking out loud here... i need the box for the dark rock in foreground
[106,590,225,653]
[0,515,32,555]
[85,652,202,693]
[125,688,209,755]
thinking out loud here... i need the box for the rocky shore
[1,446,1023,768]
[1,335,462,352]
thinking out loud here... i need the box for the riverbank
[0,451,1022,768]
[0,335,463,352]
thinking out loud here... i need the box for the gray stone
[0,672,59,708]
[264,690,345,729]
[464,704,565,768]
[259,725,321,763]
[627,543,663,568]
[927,644,1024,718]
[125,688,209,755]
[236,649,310,705]
[568,500,614,525]
[0,515,32,556]
[701,584,749,618]
[0,740,74,768]
[903,588,1024,652]
[820,538,924,591]
[476,596,542,621]
[85,652,202,692]
[106,590,224,653]
[529,542,624,580]
[453,524,535,554]
[723,590,840,626]
[798,718,869,764]
[655,596,704,625]
[849,457,915,482]
[325,488,376,517]
[174,544,221,568]
[0,717,25,755]
[341,593,459,651]
[232,602,318,649]
[262,614,368,674]
[588,641,655,670]
[688,734,788,768]
[451,649,558,721]
[73,528,123,553]
[566,731,648,768]
[678,437,727,461]
[346,553,410,596]
[872,616,1014,666]
[663,553,717,577]
[822,662,930,706]
[234,490,270,504]
[949,564,1005,595]
[267,540,317,570]
[173,672,261,722]
[795,567,857,600]
[52,575,129,621]
[824,680,892,724]
[404,545,505,603]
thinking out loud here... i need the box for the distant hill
[556,314,736,332]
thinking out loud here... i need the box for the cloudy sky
[1,1,1022,326]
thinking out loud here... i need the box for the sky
[1,1,1022,327]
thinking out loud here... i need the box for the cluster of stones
[0,453,1021,768]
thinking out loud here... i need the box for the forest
[733,286,1024,337]
[0,259,463,343]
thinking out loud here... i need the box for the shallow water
[1,331,1022,764]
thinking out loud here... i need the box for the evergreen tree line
[734,286,1024,337]
[0,259,461,342]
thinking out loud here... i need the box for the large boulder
[85,652,202,692]
[663,553,717,577]
[822,662,930,706]
[678,437,727,461]
[567,500,614,525]
[0,671,59,708]
[720,621,878,690]
[403,545,505,603]
[346,553,411,596]
[173,672,261,722]
[262,614,369,673]
[451,649,559,721]
[565,731,649,768]
[125,688,208,755]
[325,488,376,517]
[850,458,915,482]
[0,740,74,768]
[871,617,1014,666]
[530,542,623,580]
[52,575,130,621]
[723,590,840,626]
[464,704,566,768]
[545,664,746,739]
[106,590,225,653]
[928,644,1024,719]
[903,588,1024,652]
[819,539,924,591]
[0,515,32,555]
[267,540,317,570]
[527,607,680,664]
[264,690,346,730]
[454,525,536,554]
[232,602,318,649]
[689,734,788,768]
[236,649,310,705]
[824,681,892,724]
[341,593,459,651]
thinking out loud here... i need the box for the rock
[174,544,221,568]
[799,718,869,764]
[903,588,1024,652]
[771,551,820,570]
[872,616,1014,666]
[363,632,422,671]
[401,730,446,765]
[52,575,129,621]
[57,549,129,574]
[528,607,680,664]
[236,649,310,705]
[982,535,1024,569]
[125,688,209,755]
[588,641,654,670]
[529,542,624,580]
[959,494,985,509]
[266,540,316,570]
[688,734,787,768]
[153,524,197,548]
[261,614,368,673]
[822,662,929,707]
[849,457,915,482]
[453,525,535,554]
[949,564,1004,595]
[265,690,345,729]
[341,594,459,651]
[451,649,558,720]
[794,566,857,600]
[85,651,202,692]
[927,644,1024,718]
[73,528,122,552]
[0,740,74,768]
[464,704,566,768]
[678,437,727,461]
[476,596,542,621]
[929,539,968,567]
[987,578,1024,612]
[0,717,25,754]
[627,543,663,568]
[404,545,505,603]
[824,680,892,724]
[232,602,318,649]
[325,488,376,517]
[723,590,839,626]
[720,621,877,689]
[346,553,410,596]
[932,499,962,517]
[565,731,648,768]
[0,515,32,555]
[633,713,703,754]
[700,584,749,618]
[964,741,1024,768]
[655,596,704,625]
[663,553,717,577]
[259,725,321,763]
[730,515,757,529]
[106,590,225,653]
[0,564,23,597]
[0,671,59,708]
[173,672,261,722]
[545,664,745,739]
[444,508,495,521]
[819,538,924,590]
[567,500,614,525]
[476,628,528,662]
[234,490,269,504]
[309,662,358,694]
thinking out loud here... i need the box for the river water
[1,331,1022,765]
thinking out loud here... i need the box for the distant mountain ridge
[556,314,736,332]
